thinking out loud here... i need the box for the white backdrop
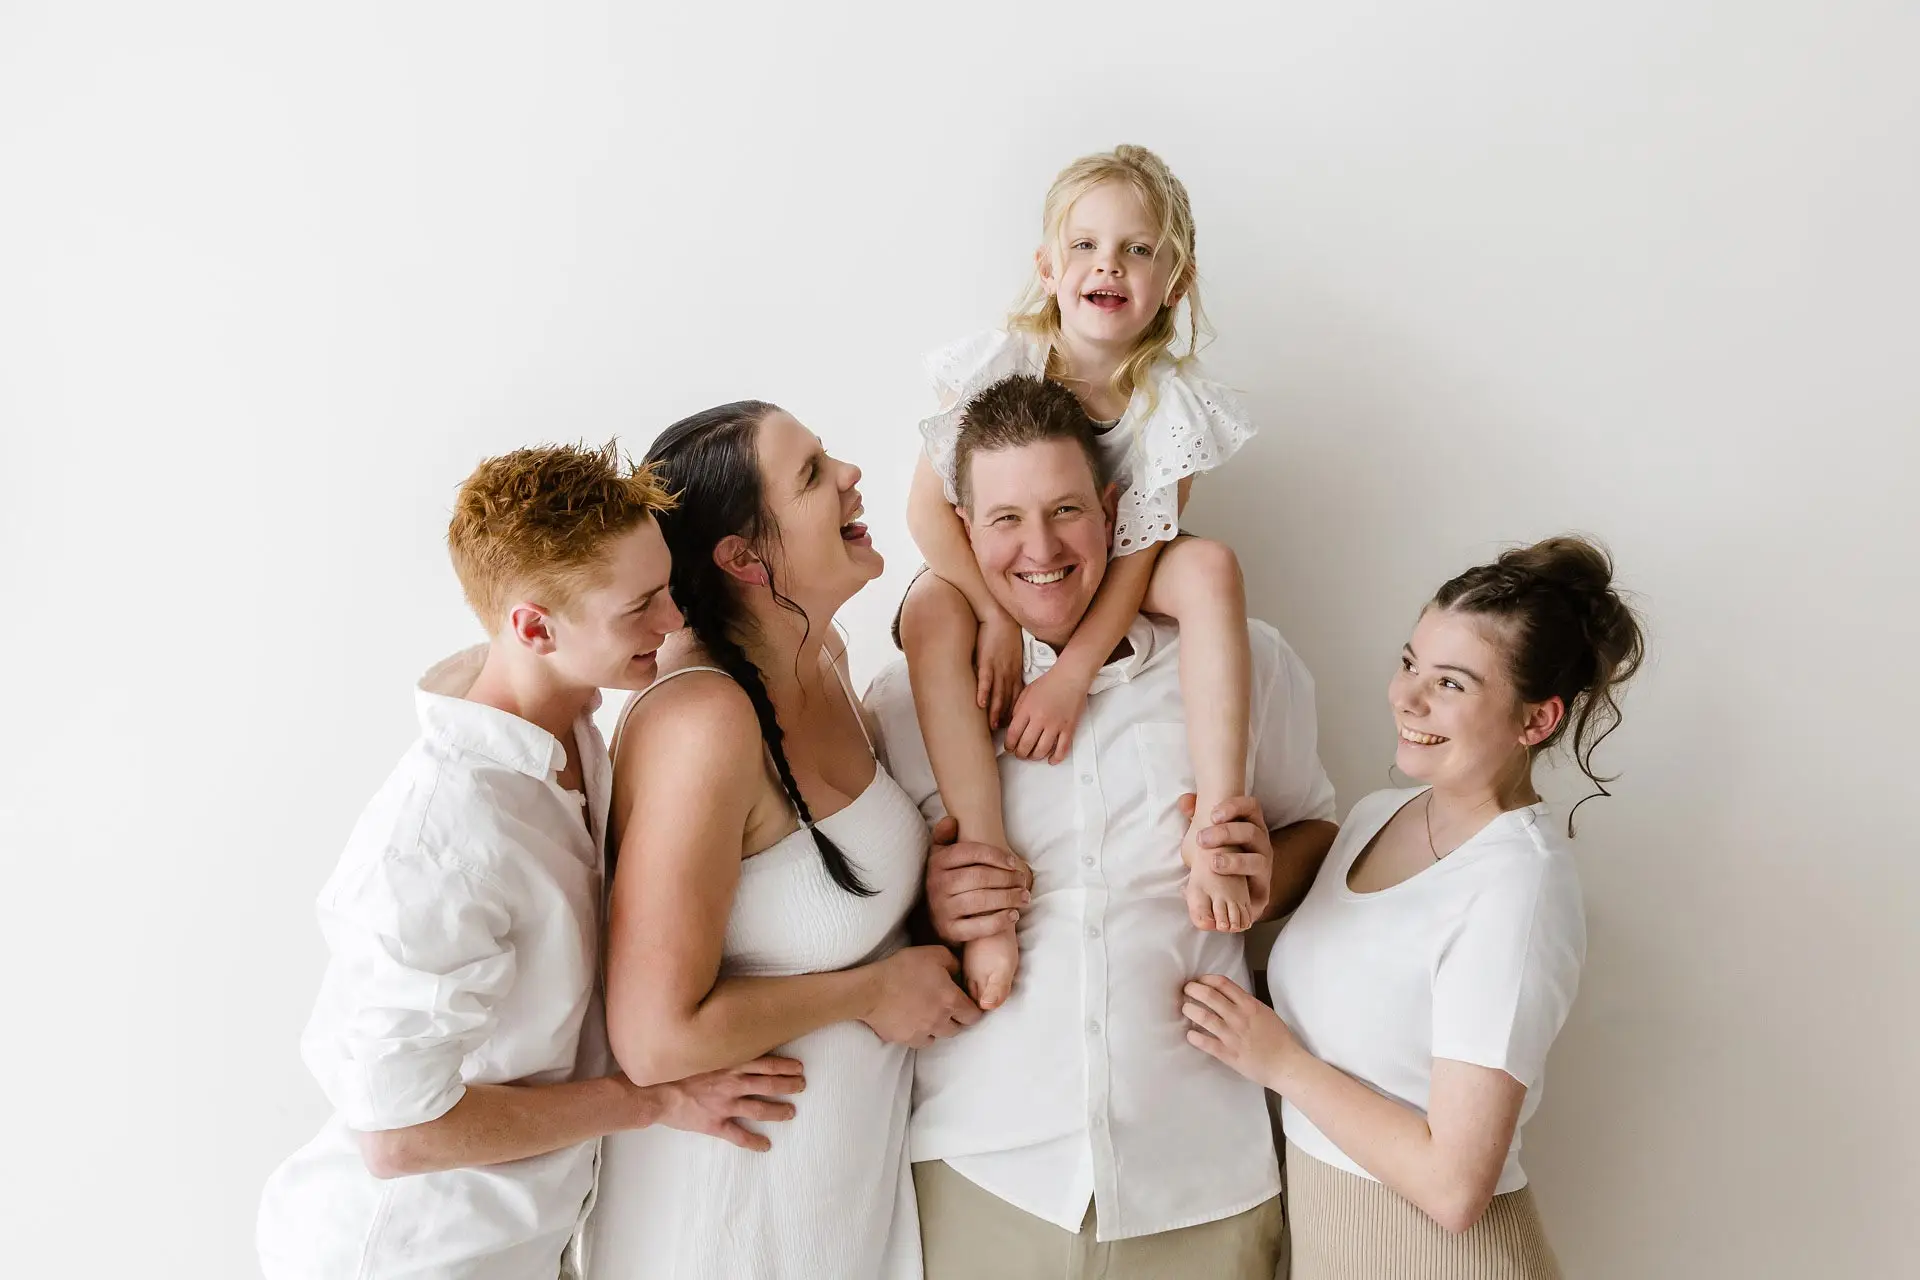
[3,3,1915,1277]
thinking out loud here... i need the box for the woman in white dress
[585,401,980,1280]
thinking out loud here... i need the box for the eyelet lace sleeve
[917,329,1048,502]
[1110,359,1258,555]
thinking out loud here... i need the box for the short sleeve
[1429,853,1586,1088]
[864,661,948,825]
[299,855,517,1132]
[918,330,1045,502]
[1247,622,1338,827]
[1111,360,1258,555]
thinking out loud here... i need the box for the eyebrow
[1403,643,1484,684]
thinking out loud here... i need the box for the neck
[735,593,834,696]
[1049,328,1130,397]
[462,643,594,747]
[1427,753,1540,826]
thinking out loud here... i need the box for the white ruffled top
[919,329,1257,555]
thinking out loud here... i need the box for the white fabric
[257,646,614,1280]
[1266,787,1586,1195]
[919,329,1257,554]
[868,617,1336,1242]
[585,663,927,1280]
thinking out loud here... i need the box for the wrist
[612,1075,665,1131]
[1266,1041,1310,1096]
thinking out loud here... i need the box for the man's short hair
[447,440,675,628]
[953,375,1108,510]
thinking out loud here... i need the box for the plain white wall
[3,3,1914,1276]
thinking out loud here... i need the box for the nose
[839,457,862,489]
[1024,520,1065,563]
[1390,670,1425,715]
[658,593,685,634]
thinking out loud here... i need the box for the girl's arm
[605,675,977,1086]
[1183,976,1523,1234]
[908,453,1004,624]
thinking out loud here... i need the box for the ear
[1099,482,1121,528]
[953,502,976,540]
[507,602,559,656]
[713,534,769,588]
[1519,696,1565,748]
[1035,245,1058,297]
[1164,266,1192,310]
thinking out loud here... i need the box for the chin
[1393,741,1439,783]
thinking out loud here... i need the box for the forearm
[1270,1053,1482,1229]
[1261,819,1339,921]
[356,1075,645,1178]
[909,465,1006,621]
[615,967,875,1087]
[1056,543,1161,675]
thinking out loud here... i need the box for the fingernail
[1020,890,1032,904]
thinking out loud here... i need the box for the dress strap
[821,630,876,758]
[610,666,733,761]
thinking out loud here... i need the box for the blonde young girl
[899,145,1259,1010]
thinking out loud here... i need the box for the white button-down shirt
[257,647,614,1280]
[868,617,1336,1242]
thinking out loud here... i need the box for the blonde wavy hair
[1008,144,1212,406]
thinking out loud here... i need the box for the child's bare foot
[1182,817,1253,932]
[962,929,1019,1011]
[1184,861,1253,932]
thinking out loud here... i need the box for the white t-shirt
[1265,787,1585,1194]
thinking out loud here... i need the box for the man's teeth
[1399,728,1448,746]
[1017,568,1069,585]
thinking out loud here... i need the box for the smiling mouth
[1399,727,1448,746]
[839,502,867,542]
[1015,567,1073,585]
[1082,289,1127,310]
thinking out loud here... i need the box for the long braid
[676,582,875,896]
[644,399,875,896]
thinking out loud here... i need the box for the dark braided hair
[642,401,874,896]
[1432,535,1646,833]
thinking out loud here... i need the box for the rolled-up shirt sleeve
[1248,621,1338,828]
[299,854,517,1132]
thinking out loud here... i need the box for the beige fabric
[915,1159,1283,1280]
[1283,1141,1563,1280]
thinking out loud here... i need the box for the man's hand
[1177,794,1273,921]
[644,1056,806,1153]
[924,815,1032,946]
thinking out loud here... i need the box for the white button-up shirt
[257,648,614,1280]
[867,617,1336,1242]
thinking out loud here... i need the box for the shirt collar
[414,645,600,781]
[1021,615,1163,694]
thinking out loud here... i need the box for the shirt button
[1088,1020,1101,1035]
[1081,855,1095,867]
[1086,925,1101,939]
[1080,773,1095,785]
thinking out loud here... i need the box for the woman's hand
[640,1056,807,1153]
[862,945,982,1047]
[1005,660,1095,763]
[975,609,1026,731]
[1182,974,1303,1093]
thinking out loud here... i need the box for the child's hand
[975,611,1025,731]
[1005,662,1094,763]
[1182,974,1301,1093]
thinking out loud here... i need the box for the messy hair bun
[1433,536,1646,830]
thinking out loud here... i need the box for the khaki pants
[915,1159,1286,1280]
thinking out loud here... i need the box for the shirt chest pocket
[1132,721,1195,836]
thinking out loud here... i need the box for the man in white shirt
[257,443,806,1280]
[867,376,1341,1279]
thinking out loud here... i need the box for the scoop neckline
[1338,788,1546,901]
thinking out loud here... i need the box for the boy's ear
[507,602,558,655]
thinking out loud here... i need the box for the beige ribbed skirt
[1283,1142,1563,1280]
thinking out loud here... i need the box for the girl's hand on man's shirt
[1005,660,1096,763]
